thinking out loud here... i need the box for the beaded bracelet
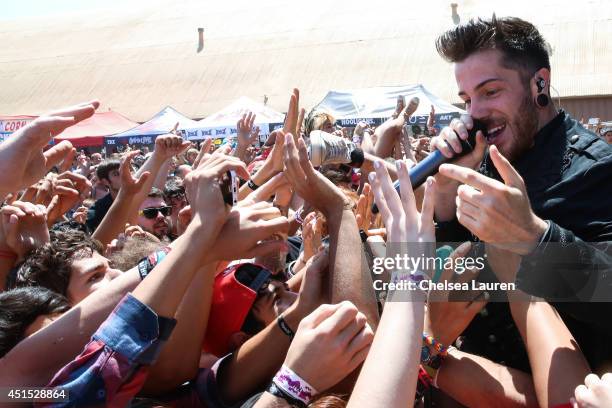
[423,333,448,356]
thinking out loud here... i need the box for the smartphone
[220,170,238,206]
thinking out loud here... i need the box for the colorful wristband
[273,364,318,406]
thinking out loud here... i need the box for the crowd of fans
[0,15,611,408]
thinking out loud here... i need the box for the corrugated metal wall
[559,97,612,122]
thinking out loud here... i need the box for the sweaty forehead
[454,50,518,95]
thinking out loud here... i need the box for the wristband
[421,333,449,366]
[277,315,295,339]
[272,364,318,406]
[247,179,259,190]
[267,381,306,408]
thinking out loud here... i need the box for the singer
[429,16,612,374]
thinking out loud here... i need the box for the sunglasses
[138,206,172,219]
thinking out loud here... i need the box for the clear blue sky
[0,0,151,21]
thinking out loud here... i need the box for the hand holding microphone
[372,117,487,213]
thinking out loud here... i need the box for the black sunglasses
[139,206,172,219]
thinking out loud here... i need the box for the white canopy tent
[311,84,465,130]
[182,96,285,143]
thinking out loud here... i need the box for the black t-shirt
[86,193,114,232]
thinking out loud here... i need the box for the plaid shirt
[37,294,177,408]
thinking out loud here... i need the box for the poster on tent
[338,112,461,133]
[183,123,283,146]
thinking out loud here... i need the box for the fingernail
[395,160,402,171]
[373,160,381,169]
[427,177,433,186]
[368,172,376,183]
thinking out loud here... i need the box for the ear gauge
[535,77,549,107]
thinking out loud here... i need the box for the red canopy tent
[54,110,138,147]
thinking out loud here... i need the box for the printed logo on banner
[128,136,153,144]
[107,139,116,145]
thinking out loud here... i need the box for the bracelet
[277,315,295,339]
[247,179,259,190]
[272,364,318,406]
[421,333,449,366]
[267,381,306,408]
[0,250,17,260]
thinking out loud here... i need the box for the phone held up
[220,170,238,207]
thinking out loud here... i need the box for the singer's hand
[430,114,487,222]
[438,145,548,255]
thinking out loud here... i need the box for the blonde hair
[305,110,336,136]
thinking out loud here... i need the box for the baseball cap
[203,263,271,357]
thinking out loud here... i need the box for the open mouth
[486,122,506,143]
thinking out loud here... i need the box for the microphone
[372,120,487,213]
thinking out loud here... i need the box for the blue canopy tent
[104,106,200,148]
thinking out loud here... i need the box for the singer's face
[454,50,538,162]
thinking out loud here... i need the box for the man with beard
[429,15,612,373]
[136,188,171,241]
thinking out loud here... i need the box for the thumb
[489,145,523,187]
[470,131,487,167]
[133,171,151,190]
[44,141,74,170]
[59,148,76,172]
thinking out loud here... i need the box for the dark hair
[0,287,70,357]
[15,229,103,296]
[237,267,285,336]
[148,187,165,199]
[164,178,185,199]
[435,15,552,80]
[96,159,121,181]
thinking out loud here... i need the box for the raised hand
[368,160,436,245]
[283,301,374,392]
[0,100,99,195]
[439,145,548,254]
[0,201,50,261]
[118,151,151,194]
[282,88,300,143]
[283,134,351,216]
[301,212,322,264]
[153,133,191,162]
[206,201,290,262]
[46,172,92,226]
[355,183,374,231]
[237,112,257,146]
